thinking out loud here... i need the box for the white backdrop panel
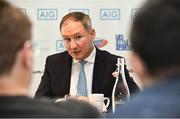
[8,0,145,96]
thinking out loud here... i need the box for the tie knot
[79,60,87,66]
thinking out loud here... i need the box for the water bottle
[112,58,130,113]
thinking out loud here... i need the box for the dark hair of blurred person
[108,0,180,117]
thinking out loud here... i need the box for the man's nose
[70,39,78,49]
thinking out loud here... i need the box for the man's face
[61,20,95,60]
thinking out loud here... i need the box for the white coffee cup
[88,93,110,112]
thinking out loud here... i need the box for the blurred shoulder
[29,97,102,117]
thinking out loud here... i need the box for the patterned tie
[77,60,87,96]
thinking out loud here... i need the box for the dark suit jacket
[35,48,140,99]
[0,96,101,118]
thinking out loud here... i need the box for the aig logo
[100,9,120,20]
[116,34,131,51]
[37,9,58,20]
[69,9,89,15]
[56,40,65,51]
[131,8,139,20]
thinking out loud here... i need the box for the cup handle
[103,97,110,110]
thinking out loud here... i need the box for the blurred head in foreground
[0,0,33,95]
[131,0,180,86]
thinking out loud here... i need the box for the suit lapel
[61,52,72,95]
[92,48,105,93]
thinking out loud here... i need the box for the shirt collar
[73,45,96,64]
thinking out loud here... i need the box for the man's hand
[112,71,119,78]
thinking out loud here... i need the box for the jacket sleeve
[35,57,53,98]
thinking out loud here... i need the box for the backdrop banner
[8,0,145,96]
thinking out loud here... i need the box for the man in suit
[0,1,101,117]
[109,0,180,117]
[35,12,140,102]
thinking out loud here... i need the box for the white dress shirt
[70,46,96,96]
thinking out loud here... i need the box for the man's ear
[130,52,147,80]
[90,29,96,40]
[22,41,33,69]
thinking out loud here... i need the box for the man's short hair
[0,0,32,75]
[60,12,92,32]
[130,0,180,75]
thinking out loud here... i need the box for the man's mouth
[72,51,80,55]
